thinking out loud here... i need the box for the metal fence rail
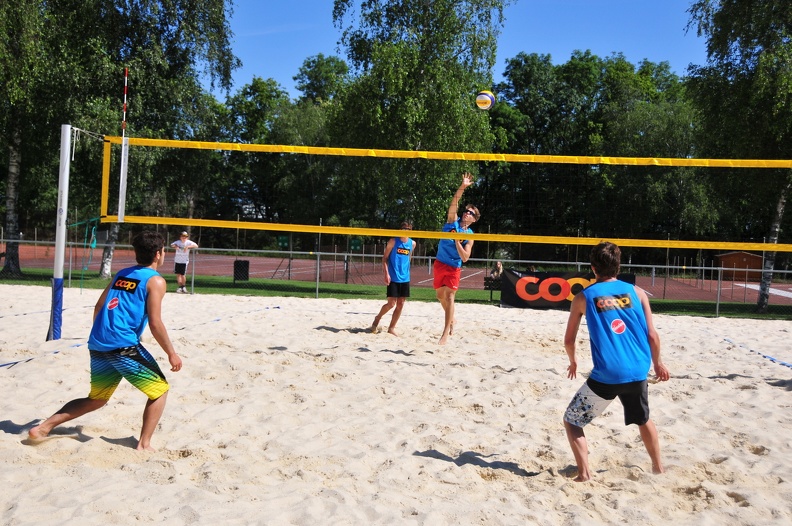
[4,239,792,317]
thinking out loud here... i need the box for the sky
[220,0,708,99]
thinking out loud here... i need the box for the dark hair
[464,204,481,221]
[590,241,621,278]
[400,219,413,229]
[132,231,165,265]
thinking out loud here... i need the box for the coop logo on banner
[500,269,635,310]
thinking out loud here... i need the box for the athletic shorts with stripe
[89,345,170,401]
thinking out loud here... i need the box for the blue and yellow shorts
[89,345,170,401]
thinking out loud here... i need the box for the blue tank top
[88,266,158,351]
[582,280,652,384]
[436,220,472,268]
[388,238,413,283]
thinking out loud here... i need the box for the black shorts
[174,262,187,275]
[386,281,410,298]
[587,378,650,426]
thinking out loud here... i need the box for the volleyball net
[100,134,792,254]
[44,128,792,341]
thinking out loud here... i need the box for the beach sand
[1,284,791,525]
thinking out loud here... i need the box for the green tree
[270,100,335,225]
[491,50,705,261]
[594,57,713,243]
[0,0,48,276]
[330,0,509,233]
[493,50,605,250]
[687,0,792,312]
[294,54,350,103]
[225,77,291,224]
[0,0,237,278]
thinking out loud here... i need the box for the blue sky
[222,0,707,99]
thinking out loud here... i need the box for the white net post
[117,136,129,222]
[47,124,71,341]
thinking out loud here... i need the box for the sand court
[1,284,791,525]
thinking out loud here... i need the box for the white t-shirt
[171,239,198,264]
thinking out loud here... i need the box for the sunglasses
[462,210,477,217]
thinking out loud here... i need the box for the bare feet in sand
[28,424,50,441]
[438,319,456,345]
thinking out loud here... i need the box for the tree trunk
[99,222,119,279]
[756,172,792,313]
[1,127,23,278]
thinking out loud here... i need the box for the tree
[294,54,350,103]
[687,0,792,312]
[330,0,509,233]
[594,57,712,242]
[490,49,707,262]
[0,0,238,278]
[225,77,291,225]
[0,0,47,277]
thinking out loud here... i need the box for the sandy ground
[1,284,791,525]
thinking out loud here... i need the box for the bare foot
[370,316,381,333]
[28,424,50,441]
[449,320,456,335]
[136,443,157,452]
[652,464,664,474]
[387,327,399,336]
[438,333,449,345]
[573,475,591,482]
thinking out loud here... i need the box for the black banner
[500,269,636,310]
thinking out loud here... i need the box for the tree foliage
[688,0,792,311]
[0,0,237,276]
[329,0,509,230]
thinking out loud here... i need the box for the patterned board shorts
[89,345,170,401]
[563,382,613,427]
[564,378,650,427]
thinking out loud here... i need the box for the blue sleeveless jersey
[88,266,158,351]
[436,220,472,268]
[388,238,413,283]
[582,280,652,384]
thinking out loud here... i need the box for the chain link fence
[3,238,792,317]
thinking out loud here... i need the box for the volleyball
[476,90,495,110]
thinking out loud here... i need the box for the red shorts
[433,260,461,290]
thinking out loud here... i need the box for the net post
[48,124,71,341]
[118,136,129,222]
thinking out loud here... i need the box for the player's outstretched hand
[461,172,474,188]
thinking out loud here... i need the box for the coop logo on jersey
[610,318,626,334]
[396,247,410,255]
[593,293,632,312]
[112,277,140,293]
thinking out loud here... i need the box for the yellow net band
[100,214,792,253]
[102,136,792,169]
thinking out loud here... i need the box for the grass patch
[3,268,789,318]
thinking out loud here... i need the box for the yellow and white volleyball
[475,90,496,110]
